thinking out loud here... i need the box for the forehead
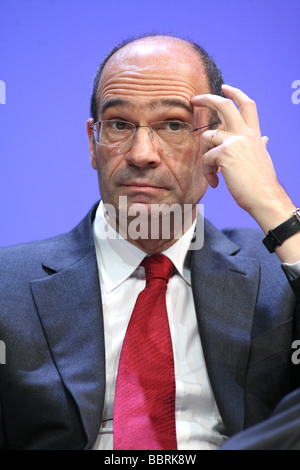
[96,37,209,115]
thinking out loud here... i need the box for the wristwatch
[263,208,300,253]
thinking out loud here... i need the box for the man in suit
[0,33,299,450]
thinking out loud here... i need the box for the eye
[164,121,185,131]
[108,120,132,131]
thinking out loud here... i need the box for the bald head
[90,33,224,123]
[104,35,204,72]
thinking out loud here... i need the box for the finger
[202,129,228,154]
[191,93,247,134]
[202,146,222,188]
[203,165,220,188]
[221,84,261,131]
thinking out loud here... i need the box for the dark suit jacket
[0,202,299,450]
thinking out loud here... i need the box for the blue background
[0,0,299,247]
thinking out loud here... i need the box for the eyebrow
[100,98,134,115]
[100,97,193,116]
[148,98,193,114]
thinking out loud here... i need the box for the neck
[107,203,197,254]
[124,235,182,255]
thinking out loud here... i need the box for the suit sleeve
[219,387,300,450]
[282,265,300,346]
[282,261,300,301]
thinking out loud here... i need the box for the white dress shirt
[92,201,227,450]
[92,201,300,450]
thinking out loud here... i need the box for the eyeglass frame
[89,119,221,148]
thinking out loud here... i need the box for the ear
[87,118,97,170]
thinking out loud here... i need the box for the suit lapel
[191,220,260,435]
[30,204,105,449]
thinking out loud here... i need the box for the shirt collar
[92,201,195,293]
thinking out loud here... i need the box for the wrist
[263,208,300,253]
[249,194,297,235]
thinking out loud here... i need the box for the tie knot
[141,254,175,283]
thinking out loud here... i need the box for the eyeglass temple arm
[190,120,221,133]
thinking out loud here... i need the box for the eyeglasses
[90,119,219,155]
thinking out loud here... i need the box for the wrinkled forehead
[96,38,209,116]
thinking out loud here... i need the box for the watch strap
[263,209,300,253]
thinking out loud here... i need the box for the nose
[124,126,161,168]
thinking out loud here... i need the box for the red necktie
[113,254,178,450]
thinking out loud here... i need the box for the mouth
[121,181,169,192]
[119,182,169,203]
[122,182,166,189]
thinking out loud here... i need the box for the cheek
[169,139,204,178]
[95,147,122,192]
